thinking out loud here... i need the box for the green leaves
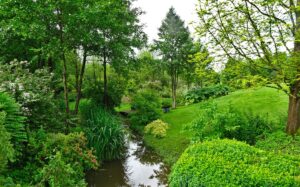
[0,92,26,156]
[169,139,300,186]
[0,112,15,173]
[80,104,125,161]
[144,119,169,138]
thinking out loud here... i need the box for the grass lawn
[115,103,131,112]
[144,87,289,165]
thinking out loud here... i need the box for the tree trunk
[172,82,177,108]
[74,49,87,115]
[286,88,300,135]
[57,7,70,130]
[62,53,70,116]
[103,49,109,107]
[47,56,54,72]
[286,0,300,135]
[171,65,177,108]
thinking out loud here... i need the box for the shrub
[0,176,17,187]
[37,152,86,187]
[81,104,125,161]
[256,131,300,156]
[144,119,169,138]
[169,139,300,187]
[0,61,64,132]
[186,102,274,145]
[184,84,230,104]
[39,132,98,171]
[161,98,172,108]
[7,131,98,186]
[130,90,162,126]
[83,67,126,108]
[0,92,26,155]
[0,112,14,173]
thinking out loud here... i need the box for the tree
[221,58,267,89]
[196,0,300,134]
[186,41,217,88]
[89,0,146,108]
[154,7,192,108]
[0,0,85,127]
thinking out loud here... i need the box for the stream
[86,133,170,187]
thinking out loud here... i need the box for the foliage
[196,0,297,89]
[221,58,268,89]
[161,98,172,108]
[186,41,219,88]
[130,90,162,126]
[256,131,300,156]
[0,176,18,187]
[83,64,127,108]
[144,120,169,138]
[0,92,26,155]
[196,0,300,134]
[153,7,193,108]
[0,61,64,132]
[143,87,288,165]
[184,84,230,104]
[4,130,98,186]
[39,132,98,171]
[169,139,300,187]
[37,152,86,187]
[186,102,276,145]
[80,103,125,161]
[0,112,15,173]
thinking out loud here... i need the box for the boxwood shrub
[169,139,300,187]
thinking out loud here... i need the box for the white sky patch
[133,0,199,43]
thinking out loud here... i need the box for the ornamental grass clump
[144,119,169,138]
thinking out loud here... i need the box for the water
[86,135,170,187]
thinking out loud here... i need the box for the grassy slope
[144,87,288,165]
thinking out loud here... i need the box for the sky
[133,0,199,43]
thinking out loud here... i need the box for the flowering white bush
[0,61,63,130]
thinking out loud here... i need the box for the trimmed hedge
[169,139,300,187]
[184,85,230,104]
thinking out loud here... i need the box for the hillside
[144,87,289,164]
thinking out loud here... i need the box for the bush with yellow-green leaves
[144,119,169,138]
[169,139,300,186]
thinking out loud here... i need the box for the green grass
[69,98,89,111]
[114,103,131,112]
[144,87,289,165]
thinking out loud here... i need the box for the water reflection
[86,135,170,187]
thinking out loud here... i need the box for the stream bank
[86,132,170,187]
